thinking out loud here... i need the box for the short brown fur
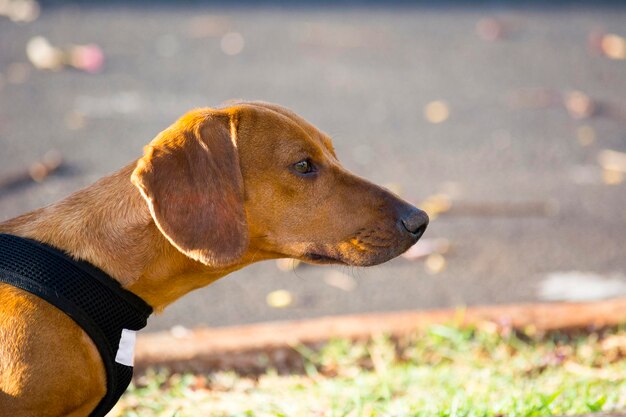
[0,102,427,416]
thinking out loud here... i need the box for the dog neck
[0,164,250,311]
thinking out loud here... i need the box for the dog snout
[399,207,429,240]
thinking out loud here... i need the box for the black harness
[0,234,152,417]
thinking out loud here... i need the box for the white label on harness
[115,329,137,367]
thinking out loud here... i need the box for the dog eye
[292,159,315,174]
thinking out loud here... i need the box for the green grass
[113,322,626,417]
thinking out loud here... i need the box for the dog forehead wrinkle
[272,122,330,163]
[234,102,323,141]
[235,108,327,164]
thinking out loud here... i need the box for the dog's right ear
[131,109,249,267]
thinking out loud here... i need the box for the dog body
[0,102,427,416]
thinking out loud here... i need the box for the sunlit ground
[114,323,626,417]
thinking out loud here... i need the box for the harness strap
[0,234,152,417]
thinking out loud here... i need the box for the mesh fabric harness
[0,233,153,417]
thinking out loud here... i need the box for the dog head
[132,101,428,268]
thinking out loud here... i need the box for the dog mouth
[303,252,347,265]
[301,234,417,267]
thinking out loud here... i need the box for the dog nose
[400,207,429,240]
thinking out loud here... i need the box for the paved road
[1,3,625,332]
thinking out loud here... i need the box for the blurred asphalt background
[1,1,626,332]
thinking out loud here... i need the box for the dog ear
[131,110,248,267]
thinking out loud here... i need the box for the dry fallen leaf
[600,33,626,60]
[424,101,450,124]
[26,36,104,73]
[169,325,192,339]
[28,150,63,182]
[425,253,446,274]
[266,290,293,308]
[26,36,64,71]
[70,44,104,73]
[601,335,626,363]
[602,169,624,185]
[598,149,626,185]
[564,91,595,120]
[0,0,40,22]
[598,149,626,173]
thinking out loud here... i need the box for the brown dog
[0,101,428,417]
